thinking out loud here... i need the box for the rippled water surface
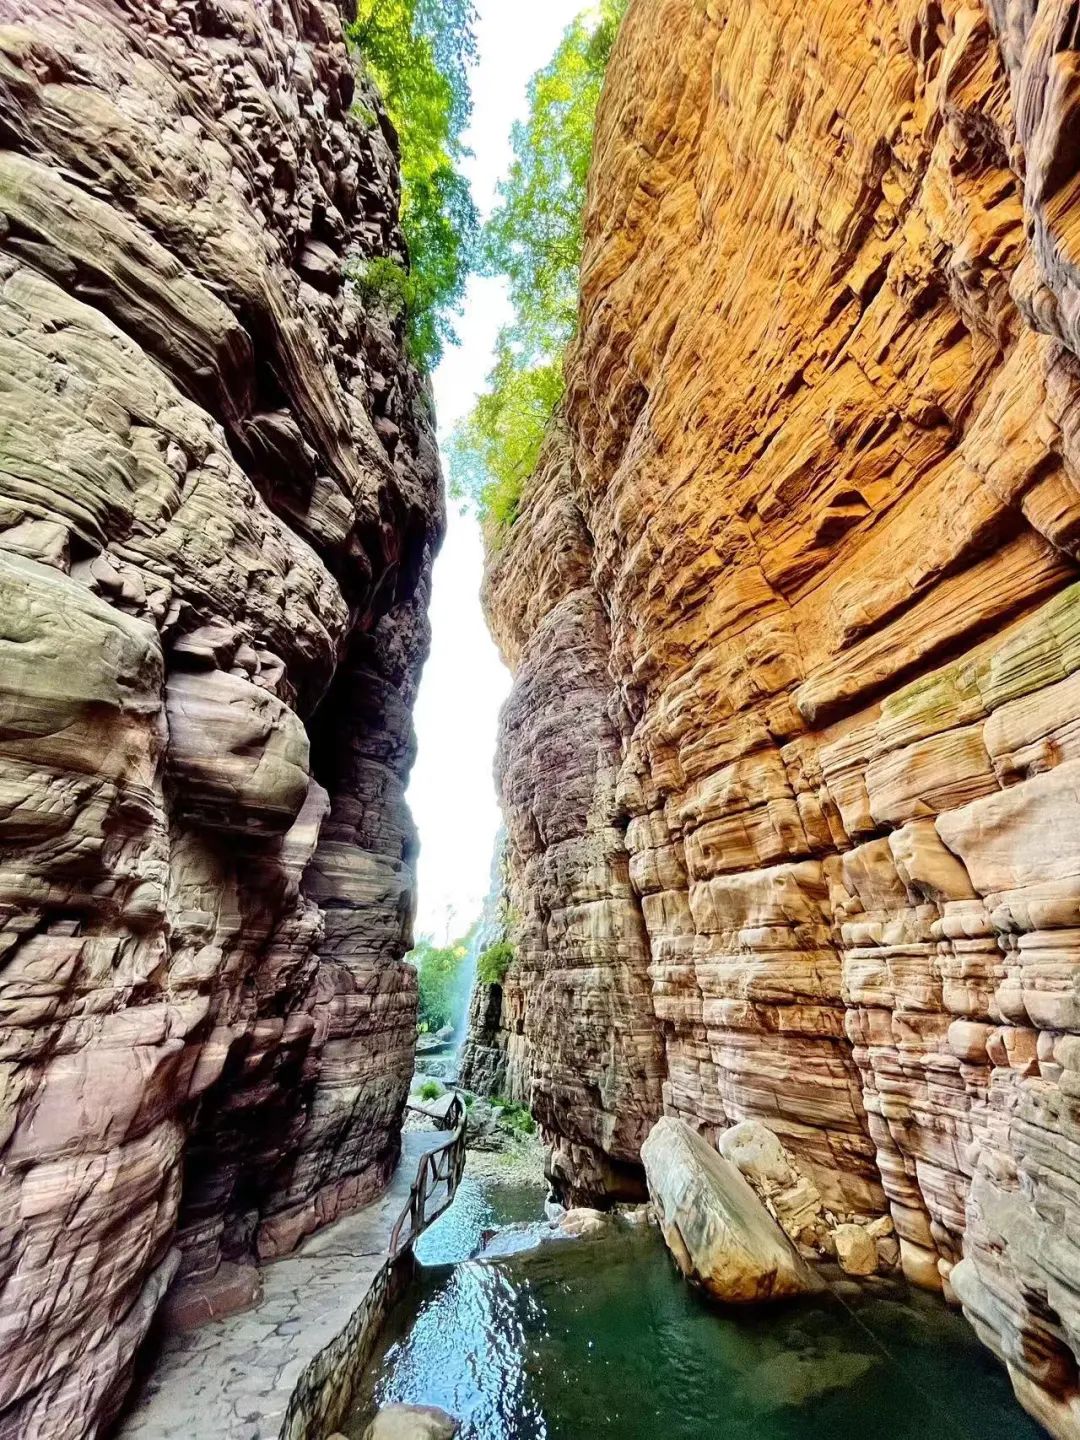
[350,1176,1044,1440]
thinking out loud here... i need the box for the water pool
[349,1178,1044,1440]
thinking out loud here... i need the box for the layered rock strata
[457,832,510,1095]
[474,0,1080,1430]
[477,425,665,1202]
[0,2,440,1436]
[641,1116,817,1302]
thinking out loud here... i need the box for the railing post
[389,1090,467,1260]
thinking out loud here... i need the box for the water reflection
[413,1174,546,1266]
[371,1261,547,1437]
[352,1182,1045,1440]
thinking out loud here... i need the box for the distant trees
[347,0,479,369]
[449,0,628,534]
[410,927,475,1032]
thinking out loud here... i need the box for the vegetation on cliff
[411,928,476,1032]
[477,937,514,986]
[449,0,627,531]
[347,0,479,368]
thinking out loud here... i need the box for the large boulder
[641,1118,817,1302]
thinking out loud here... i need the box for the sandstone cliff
[0,2,440,1435]
[475,0,1080,1431]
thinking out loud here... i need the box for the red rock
[0,2,438,1434]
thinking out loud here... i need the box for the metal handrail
[388,1091,467,1258]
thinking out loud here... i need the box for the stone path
[117,1131,449,1440]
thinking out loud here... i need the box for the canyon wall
[0,2,440,1436]
[476,0,1080,1431]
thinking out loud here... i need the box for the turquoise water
[351,1178,1045,1440]
[412,1173,543,1267]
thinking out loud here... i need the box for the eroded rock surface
[641,1116,816,1302]
[0,2,440,1435]
[471,0,1080,1430]
[362,1407,460,1440]
[476,425,665,1202]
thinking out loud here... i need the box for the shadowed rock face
[477,424,666,1204]
[473,0,1080,1430]
[0,1,441,1435]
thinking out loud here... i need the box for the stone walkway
[117,1131,449,1440]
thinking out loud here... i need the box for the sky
[407,0,589,942]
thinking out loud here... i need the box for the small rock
[832,1223,878,1277]
[876,1235,901,1271]
[558,1206,609,1237]
[362,1403,460,1440]
[620,1202,654,1227]
[864,1214,894,1241]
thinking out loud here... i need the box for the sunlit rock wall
[0,1,440,1435]
[476,0,1080,1430]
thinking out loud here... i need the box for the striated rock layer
[477,424,665,1202]
[474,0,1080,1430]
[0,2,440,1436]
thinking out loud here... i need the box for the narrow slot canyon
[5,1,1080,1439]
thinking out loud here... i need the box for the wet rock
[641,1118,817,1303]
[748,1350,877,1412]
[478,1224,549,1261]
[362,1406,459,1440]
[558,1207,610,1238]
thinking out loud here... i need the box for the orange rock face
[478,0,1080,1429]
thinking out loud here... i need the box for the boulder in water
[641,1117,817,1302]
[558,1206,610,1237]
[362,1404,459,1440]
[748,1349,877,1411]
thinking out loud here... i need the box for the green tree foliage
[347,0,479,369]
[477,937,515,987]
[410,929,474,1032]
[449,0,627,532]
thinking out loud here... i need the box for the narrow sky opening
[408,0,590,941]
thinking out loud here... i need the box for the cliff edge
[0,1,441,1434]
